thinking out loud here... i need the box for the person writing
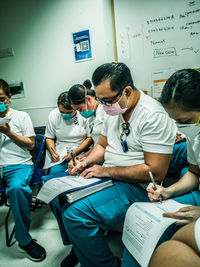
[68,81,105,156]
[54,62,176,267]
[44,91,92,174]
[147,69,200,266]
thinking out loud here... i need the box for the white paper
[36,175,102,204]
[66,180,113,203]
[122,200,189,267]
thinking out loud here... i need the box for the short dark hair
[68,84,95,105]
[92,62,134,92]
[0,79,11,98]
[160,69,200,112]
[83,79,92,90]
[57,91,72,109]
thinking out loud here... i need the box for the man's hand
[163,206,200,225]
[80,165,110,179]
[68,159,87,175]
[0,122,10,135]
[147,182,172,202]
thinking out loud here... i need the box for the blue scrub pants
[167,141,188,179]
[48,162,70,245]
[54,181,150,267]
[121,190,200,267]
[4,164,33,246]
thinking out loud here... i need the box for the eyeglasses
[95,83,130,106]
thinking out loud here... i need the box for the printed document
[37,175,109,204]
[122,200,189,267]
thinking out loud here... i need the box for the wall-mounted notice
[114,0,200,95]
[72,29,92,62]
[9,81,25,99]
[152,69,175,98]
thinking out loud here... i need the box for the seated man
[56,62,176,267]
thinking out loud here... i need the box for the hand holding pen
[50,147,60,162]
[70,151,80,176]
[147,170,163,203]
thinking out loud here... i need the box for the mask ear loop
[83,86,88,112]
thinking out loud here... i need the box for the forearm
[6,131,34,150]
[46,138,56,156]
[103,162,164,183]
[85,144,105,166]
[167,171,199,198]
[74,137,93,156]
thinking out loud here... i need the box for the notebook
[37,172,113,204]
[64,178,113,203]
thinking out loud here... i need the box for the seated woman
[44,91,93,174]
[0,79,46,261]
[122,69,200,266]
[68,80,105,157]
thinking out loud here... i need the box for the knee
[7,183,24,193]
[7,183,31,197]
[63,203,82,222]
[149,240,179,266]
[63,201,92,231]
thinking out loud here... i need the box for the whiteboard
[114,0,200,96]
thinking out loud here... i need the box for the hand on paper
[75,153,86,161]
[68,159,87,176]
[0,122,10,135]
[163,206,200,225]
[147,183,172,202]
[51,151,60,162]
[62,152,72,162]
[80,165,109,179]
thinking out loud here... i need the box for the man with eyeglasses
[57,62,177,267]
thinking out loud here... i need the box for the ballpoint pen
[51,147,57,155]
[148,169,162,203]
[70,152,79,176]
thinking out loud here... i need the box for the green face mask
[61,113,74,120]
[0,103,7,113]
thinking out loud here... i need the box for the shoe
[18,239,46,262]
[60,247,79,267]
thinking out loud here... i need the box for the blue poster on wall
[72,29,92,62]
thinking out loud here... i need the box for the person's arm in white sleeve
[0,113,35,150]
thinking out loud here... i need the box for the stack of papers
[37,173,113,204]
[65,179,113,203]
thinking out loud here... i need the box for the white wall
[114,0,200,95]
[0,0,114,126]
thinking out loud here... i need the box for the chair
[4,134,46,247]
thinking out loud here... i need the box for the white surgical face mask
[103,94,129,116]
[176,119,200,139]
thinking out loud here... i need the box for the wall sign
[72,29,92,62]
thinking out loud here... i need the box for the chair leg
[5,207,16,247]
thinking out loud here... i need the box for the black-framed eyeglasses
[95,82,131,106]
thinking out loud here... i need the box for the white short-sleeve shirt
[90,104,105,145]
[186,135,200,168]
[44,108,90,168]
[101,91,176,168]
[0,108,35,166]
